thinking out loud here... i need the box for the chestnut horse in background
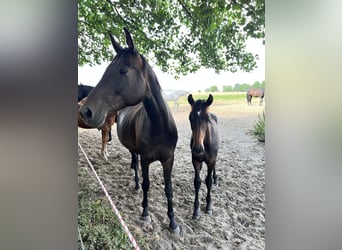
[78,97,116,161]
[79,28,180,233]
[247,88,265,106]
[188,94,219,219]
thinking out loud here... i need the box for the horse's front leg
[162,155,180,234]
[192,159,202,219]
[107,127,112,145]
[213,167,218,187]
[101,128,109,161]
[140,158,151,222]
[205,162,216,215]
[130,151,140,190]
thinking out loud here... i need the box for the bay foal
[188,94,219,219]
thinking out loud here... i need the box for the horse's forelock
[191,100,210,117]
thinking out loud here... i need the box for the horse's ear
[123,27,135,51]
[109,33,123,53]
[188,94,195,105]
[205,94,213,107]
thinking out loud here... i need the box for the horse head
[79,28,148,128]
[188,94,213,156]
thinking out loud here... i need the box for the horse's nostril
[85,108,92,119]
[81,107,93,120]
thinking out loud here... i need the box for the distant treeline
[204,80,265,92]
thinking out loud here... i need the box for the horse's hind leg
[205,162,216,215]
[192,159,202,219]
[130,151,140,190]
[162,156,180,233]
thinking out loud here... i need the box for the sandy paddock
[78,101,265,249]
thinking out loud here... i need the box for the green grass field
[169,92,247,107]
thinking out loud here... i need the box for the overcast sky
[78,38,264,92]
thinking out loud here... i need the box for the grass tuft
[78,190,133,250]
[253,111,265,142]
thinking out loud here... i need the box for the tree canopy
[78,0,264,76]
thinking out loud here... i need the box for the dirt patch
[78,103,265,249]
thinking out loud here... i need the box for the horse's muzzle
[192,145,204,156]
[79,106,105,128]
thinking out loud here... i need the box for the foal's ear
[205,94,213,106]
[109,33,123,53]
[188,94,195,105]
[123,27,135,51]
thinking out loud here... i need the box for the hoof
[192,214,201,220]
[205,209,213,215]
[169,225,180,234]
[192,208,201,219]
[134,184,140,191]
[141,215,151,223]
[107,141,112,145]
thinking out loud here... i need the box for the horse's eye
[119,68,128,75]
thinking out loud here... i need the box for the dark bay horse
[247,88,265,106]
[78,97,116,161]
[188,94,219,219]
[79,28,180,233]
[78,84,94,102]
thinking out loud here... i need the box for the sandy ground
[78,101,265,250]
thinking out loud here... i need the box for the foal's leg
[205,162,216,215]
[213,167,218,187]
[162,155,179,233]
[192,159,202,219]
[101,128,109,161]
[260,97,264,106]
[130,151,140,190]
[140,157,151,222]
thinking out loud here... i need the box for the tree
[222,85,233,92]
[78,0,265,76]
[205,85,219,92]
[251,80,265,89]
[233,82,250,92]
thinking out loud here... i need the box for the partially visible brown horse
[247,88,265,106]
[188,94,219,219]
[79,28,180,233]
[78,97,116,161]
[78,83,113,145]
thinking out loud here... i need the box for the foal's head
[188,94,214,156]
